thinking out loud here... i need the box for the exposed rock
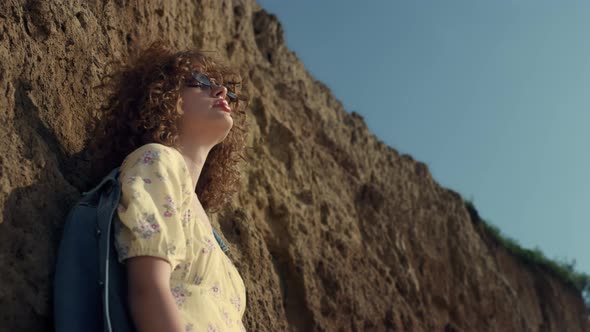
[0,0,587,331]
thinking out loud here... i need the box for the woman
[87,39,250,332]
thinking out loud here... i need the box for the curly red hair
[86,39,251,213]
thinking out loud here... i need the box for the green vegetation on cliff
[463,199,590,312]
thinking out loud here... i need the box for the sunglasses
[186,71,238,103]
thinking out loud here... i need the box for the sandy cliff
[0,0,588,331]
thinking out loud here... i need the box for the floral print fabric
[114,143,247,331]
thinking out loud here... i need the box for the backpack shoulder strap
[95,166,122,332]
[212,227,230,253]
[83,167,121,197]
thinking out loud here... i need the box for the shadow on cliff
[0,78,96,331]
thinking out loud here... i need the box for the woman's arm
[113,144,190,331]
[126,256,184,332]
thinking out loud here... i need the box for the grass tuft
[463,198,590,312]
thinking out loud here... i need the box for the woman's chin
[217,113,233,131]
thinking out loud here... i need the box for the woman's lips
[213,100,231,113]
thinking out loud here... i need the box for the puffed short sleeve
[113,143,191,271]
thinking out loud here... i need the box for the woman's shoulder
[119,143,192,202]
[122,143,181,165]
[119,143,188,181]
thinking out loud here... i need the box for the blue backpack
[53,166,230,332]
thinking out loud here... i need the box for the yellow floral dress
[113,142,247,332]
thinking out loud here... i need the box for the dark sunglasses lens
[227,91,238,102]
[199,74,212,86]
[193,71,238,102]
[191,72,208,85]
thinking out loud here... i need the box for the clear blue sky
[257,0,590,274]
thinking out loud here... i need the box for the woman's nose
[212,84,228,99]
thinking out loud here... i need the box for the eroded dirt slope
[0,0,588,331]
